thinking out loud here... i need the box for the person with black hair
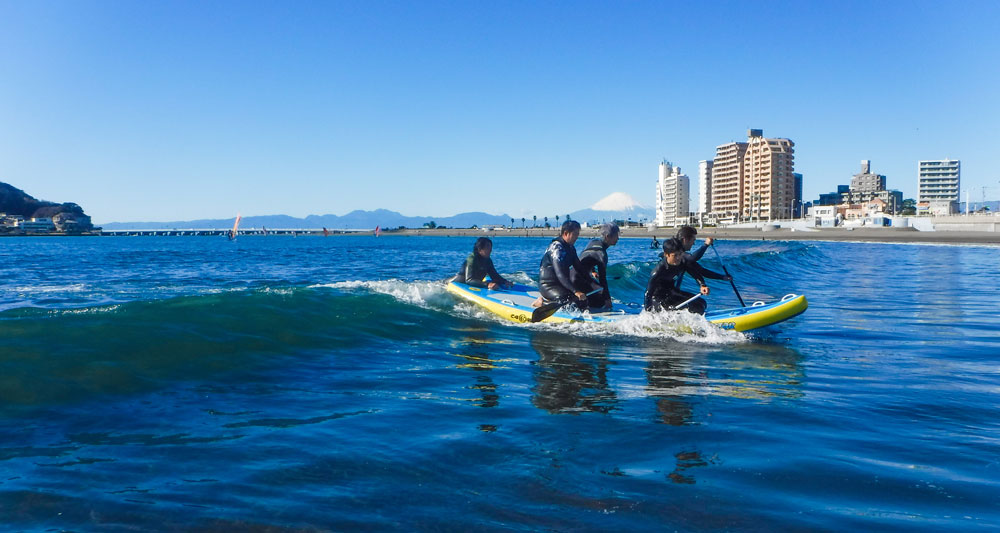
[537,220,593,310]
[675,225,713,261]
[673,225,715,289]
[575,223,619,310]
[644,237,730,314]
[453,237,512,290]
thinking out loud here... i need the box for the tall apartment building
[698,160,713,214]
[742,130,796,221]
[709,129,795,222]
[918,159,960,215]
[709,141,748,222]
[655,160,690,227]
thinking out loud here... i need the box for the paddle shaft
[672,293,702,310]
[711,244,746,307]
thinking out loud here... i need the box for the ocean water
[1,235,998,531]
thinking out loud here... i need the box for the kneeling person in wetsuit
[644,238,730,315]
[575,223,619,310]
[538,220,593,310]
[453,237,512,290]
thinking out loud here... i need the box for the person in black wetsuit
[645,238,730,314]
[651,236,660,249]
[453,237,512,290]
[537,220,595,310]
[674,225,714,289]
[575,223,619,310]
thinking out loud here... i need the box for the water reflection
[450,327,506,409]
[530,332,617,414]
[641,341,806,426]
[643,350,695,426]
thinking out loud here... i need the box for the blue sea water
[1,235,998,531]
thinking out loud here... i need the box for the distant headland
[0,182,96,235]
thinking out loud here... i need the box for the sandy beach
[379,226,1000,245]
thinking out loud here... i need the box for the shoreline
[8,227,998,245]
[380,226,1000,245]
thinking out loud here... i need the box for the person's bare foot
[531,297,543,308]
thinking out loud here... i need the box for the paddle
[531,288,603,323]
[711,243,746,307]
[670,293,702,310]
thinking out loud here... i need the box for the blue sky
[2,0,998,223]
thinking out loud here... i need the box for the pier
[99,228,367,237]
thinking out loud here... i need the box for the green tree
[423,221,437,229]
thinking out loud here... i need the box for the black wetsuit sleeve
[596,257,608,290]
[690,243,708,262]
[484,257,508,286]
[685,258,727,283]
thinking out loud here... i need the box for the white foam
[537,309,747,344]
[12,283,88,294]
[315,279,747,344]
[314,280,453,308]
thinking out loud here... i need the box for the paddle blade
[531,301,563,323]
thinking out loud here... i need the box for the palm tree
[566,214,571,222]
[555,215,560,226]
[510,217,514,228]
[521,217,525,228]
[544,216,548,227]
[533,215,537,227]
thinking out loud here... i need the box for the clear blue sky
[2,0,998,223]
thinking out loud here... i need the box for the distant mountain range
[99,192,657,230]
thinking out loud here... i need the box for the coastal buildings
[841,161,903,213]
[698,160,713,214]
[20,217,56,233]
[918,159,961,215]
[708,129,795,223]
[655,160,690,227]
[708,140,748,223]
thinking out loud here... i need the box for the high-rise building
[742,129,796,221]
[655,160,690,227]
[918,159,960,215]
[698,160,713,214]
[709,141,748,222]
[709,129,795,222]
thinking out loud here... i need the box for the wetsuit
[576,238,612,309]
[674,242,709,289]
[453,253,509,288]
[644,255,728,314]
[538,237,587,308]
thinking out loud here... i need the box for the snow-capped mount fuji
[569,192,655,225]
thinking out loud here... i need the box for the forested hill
[0,182,92,225]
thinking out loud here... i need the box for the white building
[918,159,960,215]
[22,217,56,233]
[698,160,713,214]
[655,160,690,227]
